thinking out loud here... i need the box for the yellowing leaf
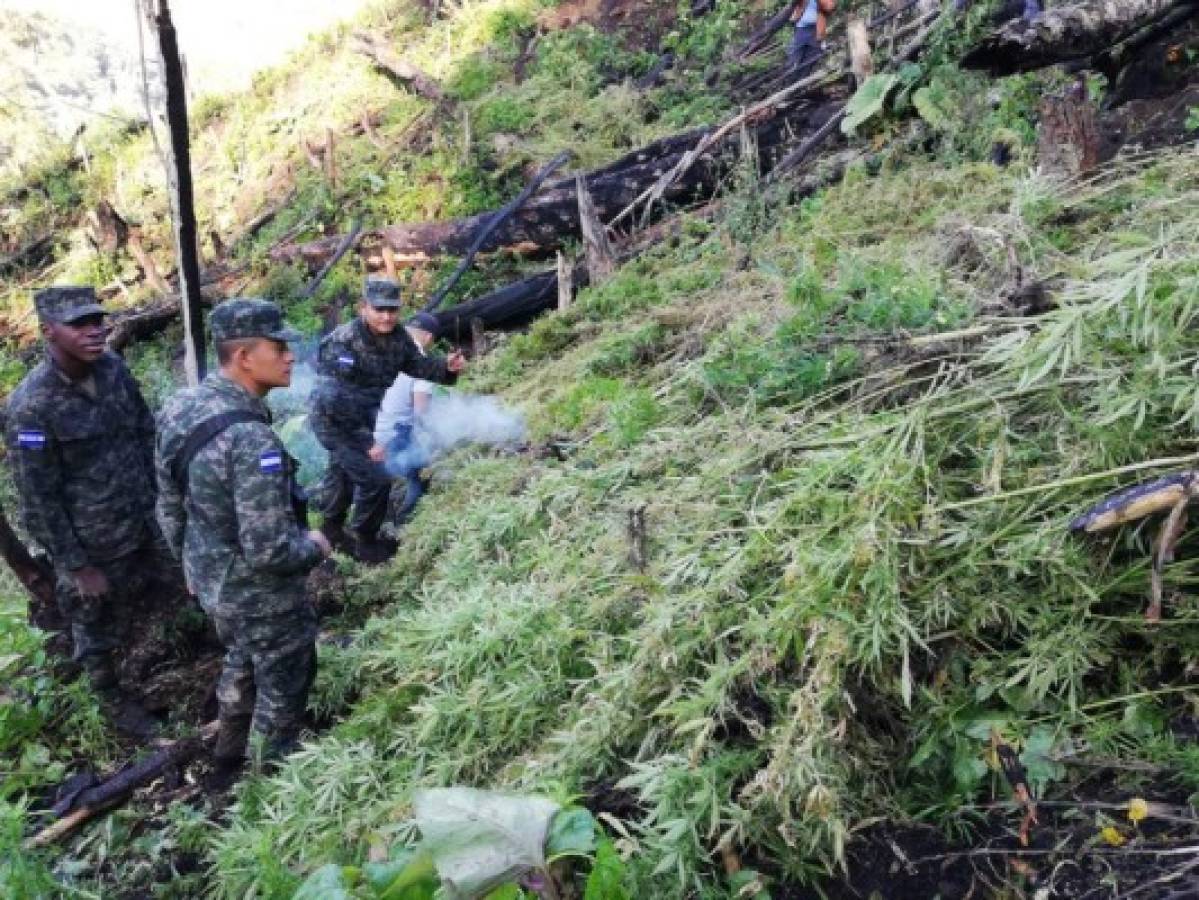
[1127,798,1149,823]
[1100,826,1126,847]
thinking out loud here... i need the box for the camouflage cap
[363,277,402,309]
[34,286,105,324]
[209,298,303,344]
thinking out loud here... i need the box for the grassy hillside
[3,0,1199,898]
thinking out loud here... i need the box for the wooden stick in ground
[25,721,219,849]
[301,220,363,301]
[422,150,573,312]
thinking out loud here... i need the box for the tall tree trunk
[143,0,206,385]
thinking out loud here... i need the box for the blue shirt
[797,0,820,28]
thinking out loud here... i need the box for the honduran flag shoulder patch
[17,429,47,450]
[336,354,354,369]
[259,451,284,473]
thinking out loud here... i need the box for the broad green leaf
[841,73,899,136]
[546,807,597,860]
[911,86,950,131]
[365,848,438,900]
[293,864,359,900]
[1019,726,1065,794]
[584,839,629,900]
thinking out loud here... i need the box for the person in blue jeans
[788,0,835,75]
[369,312,439,527]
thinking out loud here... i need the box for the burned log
[272,99,843,270]
[431,268,585,339]
[423,150,574,312]
[961,0,1195,74]
[26,721,219,848]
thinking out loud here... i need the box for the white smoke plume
[387,393,526,474]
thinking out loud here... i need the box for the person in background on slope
[156,299,332,769]
[310,278,464,563]
[4,286,167,736]
[788,0,835,76]
[368,312,440,528]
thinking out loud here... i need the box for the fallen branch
[351,30,445,101]
[26,721,219,849]
[300,219,363,301]
[423,150,573,312]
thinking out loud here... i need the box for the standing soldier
[4,286,163,729]
[156,299,332,767]
[310,278,464,562]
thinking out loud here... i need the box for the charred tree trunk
[962,0,1193,74]
[272,100,842,270]
[1037,84,1101,176]
[144,0,206,385]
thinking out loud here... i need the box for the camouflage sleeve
[5,407,88,571]
[400,335,457,386]
[230,424,323,576]
[124,363,158,484]
[154,415,186,561]
[315,331,343,378]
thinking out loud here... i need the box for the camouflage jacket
[155,373,322,617]
[312,318,455,442]
[4,351,157,572]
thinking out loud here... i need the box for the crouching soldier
[309,278,464,562]
[4,286,165,729]
[156,299,331,767]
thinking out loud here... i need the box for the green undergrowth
[198,147,1199,899]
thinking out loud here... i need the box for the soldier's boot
[321,519,349,551]
[346,529,397,565]
[213,714,252,769]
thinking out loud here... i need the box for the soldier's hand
[368,442,386,463]
[447,350,466,373]
[309,529,334,557]
[72,566,110,600]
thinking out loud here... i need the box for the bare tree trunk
[1037,84,1101,176]
[848,18,875,84]
[577,175,616,285]
[143,0,206,385]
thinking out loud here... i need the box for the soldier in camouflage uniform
[310,278,464,561]
[156,299,332,765]
[4,287,163,703]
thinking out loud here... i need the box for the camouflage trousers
[54,538,163,669]
[309,411,392,539]
[212,604,318,744]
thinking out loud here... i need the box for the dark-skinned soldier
[310,278,464,562]
[156,299,332,766]
[4,286,163,728]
